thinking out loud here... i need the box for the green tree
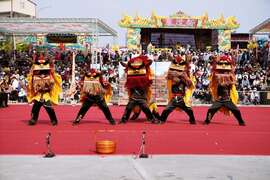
[0,36,12,51]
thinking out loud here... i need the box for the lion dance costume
[119,55,158,124]
[160,54,196,124]
[72,69,115,125]
[204,55,246,126]
[27,53,62,126]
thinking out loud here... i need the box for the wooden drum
[96,140,116,154]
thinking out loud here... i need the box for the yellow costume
[72,69,115,125]
[204,55,246,126]
[27,54,62,126]
[160,54,196,124]
[27,63,62,104]
[119,55,159,123]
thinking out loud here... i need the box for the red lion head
[212,55,236,86]
[213,55,235,73]
[120,55,153,89]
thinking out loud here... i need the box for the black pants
[160,98,196,123]
[121,99,154,122]
[205,100,245,124]
[9,90,18,101]
[0,92,8,108]
[31,100,58,123]
[76,95,114,123]
[130,107,160,120]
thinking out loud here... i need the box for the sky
[35,0,270,46]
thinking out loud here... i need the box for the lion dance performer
[27,53,62,126]
[204,54,246,126]
[119,55,159,124]
[72,68,115,125]
[160,54,196,124]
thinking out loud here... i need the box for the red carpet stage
[0,105,270,155]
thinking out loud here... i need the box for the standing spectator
[9,75,19,102]
[261,77,268,91]
[75,51,85,63]
[242,88,251,105]
[261,43,269,69]
[240,50,249,66]
[0,78,9,107]
[249,72,256,85]
[18,87,27,103]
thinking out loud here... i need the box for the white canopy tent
[0,17,118,62]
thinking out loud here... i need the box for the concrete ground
[1,155,270,180]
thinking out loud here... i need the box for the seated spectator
[253,76,261,90]
[241,75,250,90]
[250,88,260,105]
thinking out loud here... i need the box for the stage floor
[0,105,270,155]
[1,155,270,180]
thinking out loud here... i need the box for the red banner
[161,18,198,28]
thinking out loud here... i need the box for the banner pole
[71,51,75,85]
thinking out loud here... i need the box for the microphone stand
[44,132,55,158]
[137,131,149,158]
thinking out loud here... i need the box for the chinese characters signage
[161,18,198,28]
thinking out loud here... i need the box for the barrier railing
[5,89,269,105]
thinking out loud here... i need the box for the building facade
[0,0,36,18]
